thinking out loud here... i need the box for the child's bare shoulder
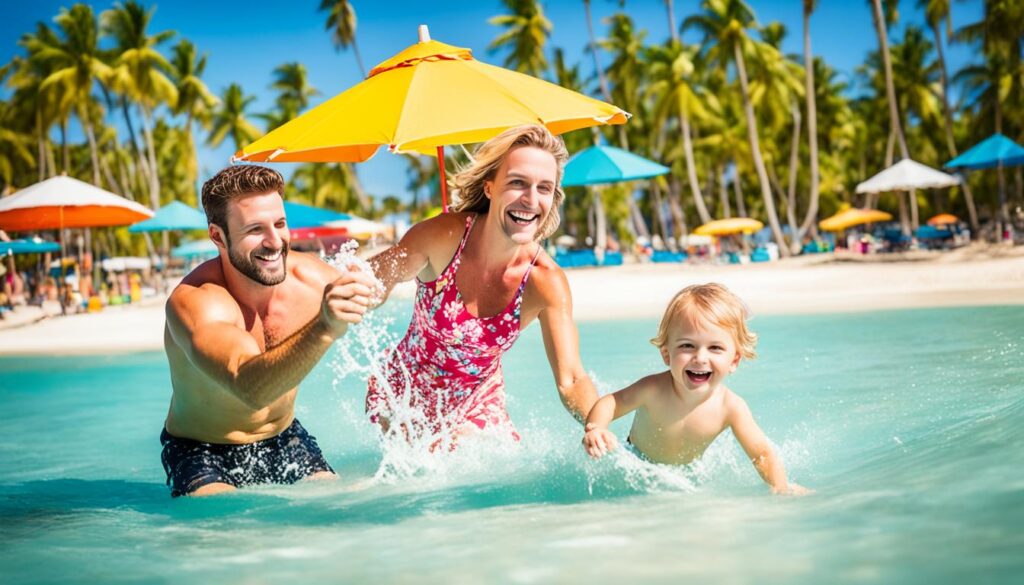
[722,388,753,422]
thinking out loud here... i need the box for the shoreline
[1,248,1022,356]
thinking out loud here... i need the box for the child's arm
[582,377,653,459]
[726,392,810,495]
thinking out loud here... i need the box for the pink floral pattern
[366,215,538,439]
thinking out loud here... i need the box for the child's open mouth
[685,370,712,384]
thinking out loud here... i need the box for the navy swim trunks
[160,418,333,497]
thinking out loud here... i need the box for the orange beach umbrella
[0,175,153,232]
[235,26,629,210]
[926,213,959,226]
[818,207,892,232]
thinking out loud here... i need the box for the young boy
[582,283,808,495]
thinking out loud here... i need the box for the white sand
[1,245,1022,356]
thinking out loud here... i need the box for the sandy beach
[1,245,1022,356]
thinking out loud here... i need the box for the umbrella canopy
[562,145,670,187]
[128,201,207,232]
[927,213,959,226]
[324,216,392,239]
[283,201,351,229]
[0,176,154,232]
[819,207,893,232]
[855,159,960,194]
[695,218,764,236]
[945,133,1024,170]
[171,239,218,260]
[0,237,61,255]
[235,37,627,164]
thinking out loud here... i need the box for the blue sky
[2,0,985,203]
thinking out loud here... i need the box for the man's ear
[208,224,226,249]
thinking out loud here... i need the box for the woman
[368,125,598,443]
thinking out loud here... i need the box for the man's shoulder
[167,265,239,325]
[288,251,338,290]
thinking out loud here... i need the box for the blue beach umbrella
[171,239,218,260]
[282,201,351,228]
[944,134,1024,170]
[562,145,670,187]
[128,201,208,232]
[0,238,61,255]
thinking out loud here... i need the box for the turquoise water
[2,305,1023,584]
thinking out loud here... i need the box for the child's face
[660,316,742,392]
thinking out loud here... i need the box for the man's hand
[582,422,620,459]
[321,267,376,338]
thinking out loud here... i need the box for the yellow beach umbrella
[694,218,764,236]
[235,26,629,210]
[818,207,893,232]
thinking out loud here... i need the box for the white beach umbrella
[855,159,960,194]
[0,175,153,231]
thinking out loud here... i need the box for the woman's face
[485,146,557,245]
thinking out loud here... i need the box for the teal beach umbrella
[944,134,1024,170]
[562,145,670,187]
[282,201,351,228]
[171,239,218,260]
[128,201,208,232]
[0,238,61,255]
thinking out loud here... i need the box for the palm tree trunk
[871,0,909,160]
[667,177,686,239]
[351,37,368,79]
[680,114,711,223]
[799,3,821,238]
[35,111,46,181]
[733,43,790,256]
[80,109,101,187]
[140,108,161,211]
[584,0,612,103]
[665,0,680,44]
[732,173,748,218]
[629,197,649,239]
[651,182,669,241]
[592,188,607,263]
[717,165,731,218]
[786,101,802,244]
[930,22,979,232]
[60,119,69,174]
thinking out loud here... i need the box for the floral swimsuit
[366,214,539,439]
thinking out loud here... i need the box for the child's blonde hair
[651,283,758,360]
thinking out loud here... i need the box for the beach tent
[234,26,627,211]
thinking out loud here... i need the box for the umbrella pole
[58,208,66,316]
[437,146,449,213]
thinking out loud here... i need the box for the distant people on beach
[582,283,809,495]
[160,165,376,497]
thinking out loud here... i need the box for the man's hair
[651,283,758,360]
[451,125,568,241]
[201,165,284,232]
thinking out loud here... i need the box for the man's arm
[536,267,599,424]
[726,392,807,494]
[166,271,375,409]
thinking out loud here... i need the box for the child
[582,283,809,495]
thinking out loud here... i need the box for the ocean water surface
[1,304,1022,584]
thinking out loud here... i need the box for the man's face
[215,191,290,286]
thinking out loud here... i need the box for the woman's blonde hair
[651,283,758,360]
[451,125,568,241]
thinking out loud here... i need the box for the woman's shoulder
[525,247,570,303]
[406,211,473,242]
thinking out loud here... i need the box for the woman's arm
[583,378,654,458]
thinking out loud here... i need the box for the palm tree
[261,62,319,130]
[488,0,552,77]
[319,0,366,78]
[6,33,61,181]
[646,41,715,224]
[31,5,111,187]
[0,100,35,190]
[664,0,680,44]
[102,0,178,210]
[801,0,821,240]
[870,0,910,164]
[170,39,216,203]
[919,0,979,233]
[208,84,261,152]
[583,0,612,102]
[684,0,791,256]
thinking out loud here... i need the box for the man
[161,165,375,497]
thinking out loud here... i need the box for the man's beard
[224,232,288,286]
